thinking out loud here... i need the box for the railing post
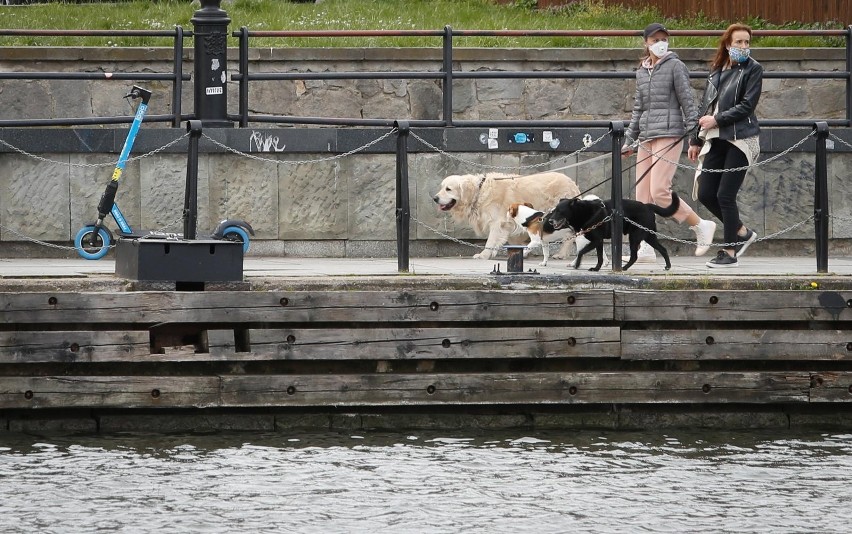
[395,120,411,273]
[442,25,454,127]
[191,0,233,128]
[814,121,830,273]
[172,26,184,128]
[184,120,203,240]
[609,121,624,272]
[847,25,852,126]
[238,26,249,128]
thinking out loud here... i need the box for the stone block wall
[0,46,850,257]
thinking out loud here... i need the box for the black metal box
[115,238,243,282]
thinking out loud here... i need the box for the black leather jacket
[690,57,763,146]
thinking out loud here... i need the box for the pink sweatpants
[634,137,696,224]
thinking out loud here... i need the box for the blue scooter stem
[90,86,151,247]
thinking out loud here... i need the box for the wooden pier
[2,283,851,432]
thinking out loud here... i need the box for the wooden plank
[210,326,619,360]
[0,290,615,324]
[809,372,852,402]
[622,329,852,360]
[220,372,811,407]
[0,331,150,363]
[208,329,238,357]
[616,290,852,322]
[0,377,220,409]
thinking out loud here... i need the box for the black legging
[696,140,748,247]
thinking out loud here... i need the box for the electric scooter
[74,86,254,260]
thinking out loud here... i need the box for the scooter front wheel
[221,225,251,254]
[74,225,112,260]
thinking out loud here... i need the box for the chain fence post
[846,25,852,126]
[609,121,624,272]
[395,121,411,273]
[184,120,203,240]
[814,121,829,273]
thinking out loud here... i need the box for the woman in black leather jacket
[688,23,763,268]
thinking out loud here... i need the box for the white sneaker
[623,241,656,263]
[690,219,716,256]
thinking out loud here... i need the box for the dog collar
[522,212,544,227]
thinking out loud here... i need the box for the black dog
[543,193,680,271]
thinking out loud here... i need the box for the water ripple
[1,430,850,533]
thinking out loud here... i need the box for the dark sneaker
[706,250,738,268]
[734,229,757,258]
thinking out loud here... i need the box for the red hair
[710,23,752,71]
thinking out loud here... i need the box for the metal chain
[408,130,610,172]
[0,214,185,253]
[0,225,84,252]
[201,128,398,165]
[572,214,613,238]
[0,132,191,168]
[410,215,499,251]
[637,130,814,173]
[623,213,816,248]
[410,213,608,253]
[829,132,852,151]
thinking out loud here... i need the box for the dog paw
[538,260,548,266]
[473,252,493,260]
[589,267,601,272]
[552,253,565,260]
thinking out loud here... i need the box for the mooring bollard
[505,245,526,273]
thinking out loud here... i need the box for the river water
[1,428,850,533]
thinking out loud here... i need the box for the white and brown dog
[507,202,574,266]
[508,195,609,267]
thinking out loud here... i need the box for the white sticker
[221,71,227,84]
[211,58,220,71]
[206,86,223,95]
[542,131,553,142]
[488,139,499,150]
[488,128,499,139]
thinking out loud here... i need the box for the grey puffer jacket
[624,52,699,146]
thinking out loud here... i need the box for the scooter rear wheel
[74,226,112,260]
[221,225,251,254]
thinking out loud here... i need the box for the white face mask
[648,40,669,58]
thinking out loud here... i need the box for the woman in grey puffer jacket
[622,23,717,260]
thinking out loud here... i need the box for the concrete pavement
[0,253,849,286]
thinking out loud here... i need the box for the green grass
[0,0,845,48]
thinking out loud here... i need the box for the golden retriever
[433,171,580,259]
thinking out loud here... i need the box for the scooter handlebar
[125,86,152,104]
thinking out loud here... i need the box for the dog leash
[572,132,689,199]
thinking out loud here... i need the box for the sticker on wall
[206,87,223,95]
[211,58,220,71]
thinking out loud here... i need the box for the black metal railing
[231,26,852,129]
[0,28,190,127]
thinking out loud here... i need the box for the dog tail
[648,192,680,218]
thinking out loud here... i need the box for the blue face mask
[728,46,751,63]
